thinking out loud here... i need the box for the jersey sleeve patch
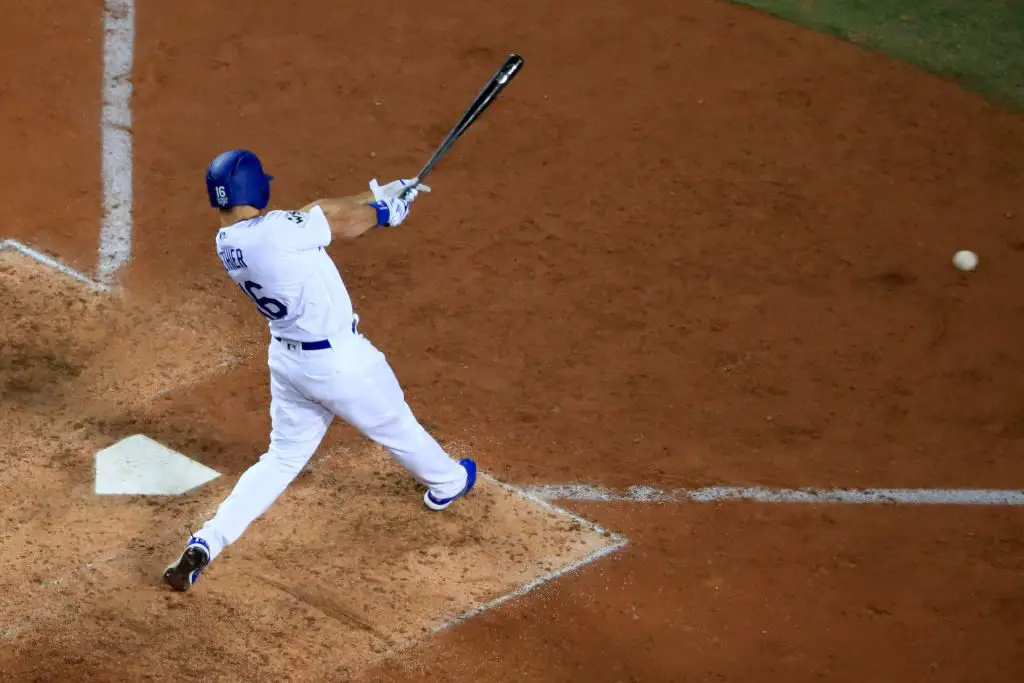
[272,208,331,253]
[276,206,331,251]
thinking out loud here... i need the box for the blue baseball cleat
[163,536,211,591]
[423,459,477,511]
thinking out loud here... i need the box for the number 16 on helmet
[206,149,274,210]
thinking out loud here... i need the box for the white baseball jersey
[215,206,353,342]
[195,203,468,565]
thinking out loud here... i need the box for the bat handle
[399,180,421,201]
[399,163,434,200]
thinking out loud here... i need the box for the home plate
[94,434,221,495]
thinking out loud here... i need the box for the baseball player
[164,149,476,592]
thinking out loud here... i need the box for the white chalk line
[353,473,629,663]
[2,1,134,289]
[0,239,109,291]
[98,0,135,285]
[429,474,628,634]
[524,484,1024,506]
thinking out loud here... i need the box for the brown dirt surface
[0,0,103,274]
[3,0,1024,681]
[1,259,616,682]
[1,435,615,682]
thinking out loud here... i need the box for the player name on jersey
[218,247,247,271]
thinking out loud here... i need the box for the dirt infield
[2,0,1024,681]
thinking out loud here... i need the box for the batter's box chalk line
[435,474,629,631]
[371,473,628,662]
[524,484,1024,506]
[1,239,110,292]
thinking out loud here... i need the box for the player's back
[215,207,353,342]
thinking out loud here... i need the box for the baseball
[953,250,978,272]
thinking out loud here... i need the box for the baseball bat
[401,53,525,198]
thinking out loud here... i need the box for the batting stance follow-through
[163,149,477,591]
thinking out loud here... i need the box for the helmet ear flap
[255,172,273,210]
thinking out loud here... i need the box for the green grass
[733,0,1024,110]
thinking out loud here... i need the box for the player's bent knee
[259,446,315,477]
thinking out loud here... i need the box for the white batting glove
[370,196,411,227]
[369,177,431,201]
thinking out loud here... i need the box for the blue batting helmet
[205,149,273,210]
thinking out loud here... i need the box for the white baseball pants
[195,330,467,561]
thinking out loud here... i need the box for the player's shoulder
[263,209,310,227]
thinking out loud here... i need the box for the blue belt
[274,317,358,351]
[275,338,331,350]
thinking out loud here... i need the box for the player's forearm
[301,190,374,213]
[300,182,414,237]
[302,193,378,239]
[327,190,375,205]
[323,200,378,240]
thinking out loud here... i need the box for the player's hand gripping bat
[401,53,525,199]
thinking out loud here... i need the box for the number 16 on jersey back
[240,280,288,320]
